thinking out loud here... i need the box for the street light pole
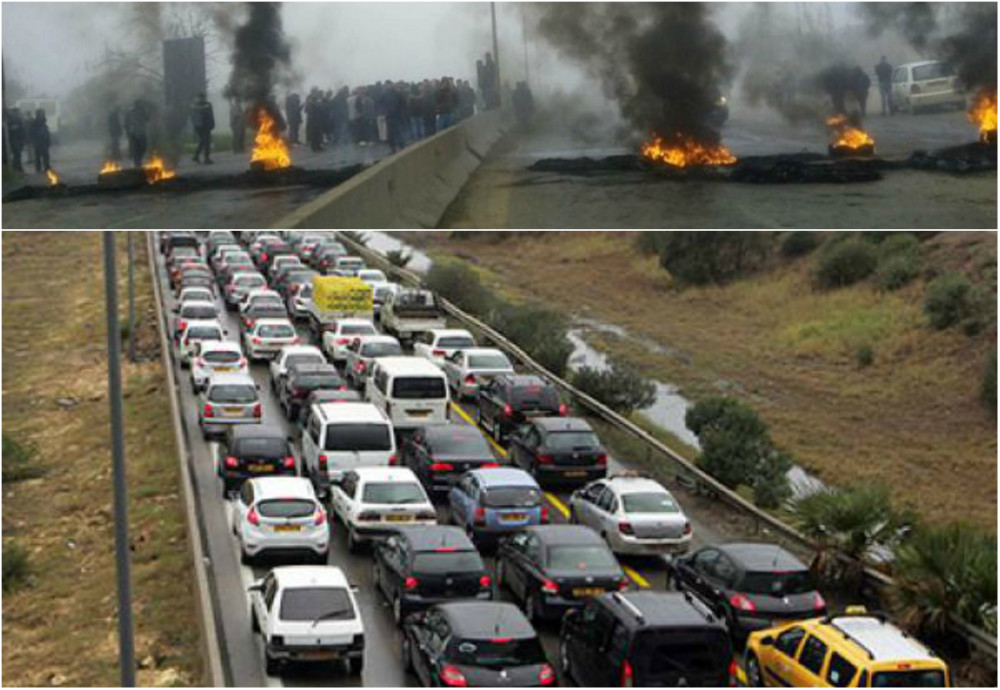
[103,232,137,687]
[127,232,136,363]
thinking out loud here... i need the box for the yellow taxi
[744,607,950,687]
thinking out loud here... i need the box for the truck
[379,288,448,345]
[305,275,374,341]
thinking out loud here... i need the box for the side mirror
[287,435,295,444]
[223,330,230,337]
[172,306,180,314]
[255,384,261,391]
[248,582,263,593]
[759,636,775,647]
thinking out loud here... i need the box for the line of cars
[162,231,952,687]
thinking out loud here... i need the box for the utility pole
[127,232,136,363]
[491,2,501,97]
[103,233,136,687]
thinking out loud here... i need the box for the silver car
[342,335,404,388]
[199,372,262,438]
[441,348,514,400]
[569,473,693,557]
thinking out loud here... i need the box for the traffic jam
[158,231,952,688]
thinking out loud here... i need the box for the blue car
[449,468,547,546]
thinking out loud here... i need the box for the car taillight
[293,388,308,399]
[473,508,486,526]
[539,664,556,686]
[335,337,350,345]
[388,454,399,466]
[318,454,328,470]
[239,357,247,368]
[354,362,366,374]
[283,456,295,469]
[432,349,445,357]
[596,454,608,466]
[558,403,569,416]
[404,577,419,591]
[261,252,268,262]
[481,462,500,469]
[541,506,550,524]
[464,375,476,385]
[619,521,635,536]
[728,660,738,686]
[178,320,187,332]
[430,462,454,472]
[479,575,492,589]
[339,385,349,391]
[357,512,379,522]
[253,402,262,418]
[224,456,239,469]
[541,579,559,595]
[621,660,634,688]
[618,578,630,591]
[247,508,260,526]
[503,403,513,418]
[813,591,826,611]
[291,337,300,345]
[314,507,327,526]
[203,403,214,418]
[252,337,262,345]
[537,454,554,465]
[439,666,467,687]
[730,593,757,613]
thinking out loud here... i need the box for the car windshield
[187,327,222,341]
[362,342,403,358]
[447,637,547,669]
[546,545,618,571]
[183,306,217,320]
[740,570,816,597]
[544,431,599,451]
[632,629,731,683]
[324,424,392,452]
[341,323,377,336]
[251,297,283,309]
[257,499,315,519]
[429,431,491,457]
[235,276,266,287]
[361,481,426,505]
[511,384,560,408]
[392,377,447,400]
[468,353,512,369]
[183,291,213,302]
[258,324,295,338]
[437,336,475,349]
[209,385,257,404]
[235,437,288,459]
[227,256,253,266]
[622,492,680,514]
[296,374,343,390]
[871,670,946,687]
[482,486,540,508]
[286,354,325,369]
[912,62,953,81]
[204,350,241,364]
[412,551,484,575]
[279,588,355,622]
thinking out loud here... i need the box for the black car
[280,363,345,420]
[477,374,567,443]
[403,424,501,496]
[402,602,554,688]
[161,231,198,255]
[312,245,347,272]
[177,274,216,297]
[294,388,363,430]
[560,591,734,687]
[508,418,607,487]
[669,543,827,640]
[496,525,628,624]
[240,303,288,334]
[374,526,493,623]
[218,425,296,497]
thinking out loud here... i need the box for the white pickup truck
[379,288,447,345]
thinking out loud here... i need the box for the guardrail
[335,231,997,666]
[145,233,228,686]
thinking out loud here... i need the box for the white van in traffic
[366,356,450,430]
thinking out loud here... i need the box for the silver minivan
[200,372,262,439]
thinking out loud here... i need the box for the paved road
[152,236,727,686]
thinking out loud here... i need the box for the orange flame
[826,114,875,150]
[100,160,122,175]
[142,153,177,184]
[968,90,997,143]
[251,108,291,171]
[641,134,737,168]
[46,169,60,186]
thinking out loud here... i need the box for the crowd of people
[2,107,52,173]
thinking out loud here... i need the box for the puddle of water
[364,231,433,273]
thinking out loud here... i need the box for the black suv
[669,542,826,641]
[559,591,734,687]
[477,374,566,443]
[402,424,500,496]
[280,363,345,420]
[508,417,607,487]
[373,526,493,623]
[218,425,296,497]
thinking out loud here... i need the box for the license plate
[565,470,587,478]
[385,514,413,523]
[273,525,301,533]
[223,407,245,417]
[572,588,605,598]
[407,410,431,418]
[215,366,236,373]
[300,650,337,661]
[501,513,527,523]
[248,464,273,473]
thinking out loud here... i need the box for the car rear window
[235,437,288,459]
[235,275,266,287]
[286,354,325,369]
[429,431,492,457]
[912,62,953,81]
[622,492,680,514]
[187,327,222,340]
[250,297,284,309]
[468,353,512,369]
[437,336,475,349]
[871,670,946,687]
[544,431,599,451]
[257,499,315,519]
[546,545,618,571]
[258,324,295,338]
[341,323,377,336]
[279,587,355,622]
[412,551,483,575]
[482,486,541,508]
[227,256,253,265]
[362,342,403,358]
[209,385,257,404]
[324,423,392,451]
[447,637,547,669]
[298,284,314,298]
[632,629,731,683]
[296,374,343,390]
[204,350,241,364]
[361,481,426,505]
[182,290,213,302]
[392,377,447,400]
[741,570,815,597]
[510,384,560,409]
[183,305,217,320]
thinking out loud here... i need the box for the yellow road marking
[544,492,570,519]
[450,402,507,457]
[623,566,651,589]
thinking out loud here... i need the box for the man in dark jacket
[285,93,302,144]
[875,56,894,116]
[852,66,871,118]
[29,109,51,173]
[190,92,215,164]
[331,87,350,146]
[6,107,26,171]
[124,99,149,168]
[229,98,246,153]
[108,106,123,161]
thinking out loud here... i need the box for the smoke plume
[224,2,292,111]
[529,3,733,143]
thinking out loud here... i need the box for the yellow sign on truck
[312,276,373,314]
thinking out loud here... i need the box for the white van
[366,356,450,430]
[301,402,397,499]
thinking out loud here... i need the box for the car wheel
[525,592,539,624]
[568,506,577,524]
[348,656,364,676]
[264,652,281,677]
[393,594,404,624]
[347,528,361,554]
[496,559,507,590]
[401,635,414,672]
[240,546,253,566]
[745,653,763,687]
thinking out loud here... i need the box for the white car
[342,335,403,388]
[287,282,313,320]
[441,348,515,400]
[356,269,388,286]
[178,286,216,307]
[224,272,268,309]
[890,60,966,114]
[569,473,693,557]
[249,566,365,676]
[191,341,247,393]
[330,467,437,552]
[413,329,476,366]
[178,319,226,368]
[172,300,219,343]
[235,477,329,564]
[238,288,284,315]
[269,345,326,392]
[244,318,299,361]
[199,372,262,438]
[371,282,400,317]
[332,256,365,275]
[321,318,379,364]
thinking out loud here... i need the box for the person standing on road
[875,56,894,116]
[331,87,350,147]
[229,98,246,153]
[435,77,457,132]
[28,109,51,173]
[124,99,149,168]
[107,106,123,162]
[6,107,26,172]
[190,92,215,164]
[852,66,871,118]
[285,92,302,144]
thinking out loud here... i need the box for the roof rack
[611,592,645,625]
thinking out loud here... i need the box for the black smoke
[531,3,733,143]
[223,2,292,116]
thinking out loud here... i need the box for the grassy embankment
[2,231,202,686]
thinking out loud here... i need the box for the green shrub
[924,272,984,330]
[572,358,656,415]
[2,543,30,593]
[876,232,919,259]
[656,232,772,286]
[876,254,920,291]
[2,433,44,483]
[856,346,875,368]
[385,249,412,269]
[753,450,794,509]
[813,239,879,289]
[425,260,495,315]
[983,351,997,412]
[635,232,669,257]
[780,231,821,258]
[491,302,574,377]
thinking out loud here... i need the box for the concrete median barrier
[274,109,511,229]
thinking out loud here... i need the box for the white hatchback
[178,319,226,368]
[321,318,379,364]
[235,477,329,564]
[244,318,299,361]
[191,341,247,393]
[330,467,437,552]
[413,329,477,366]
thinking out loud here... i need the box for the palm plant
[385,249,412,269]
